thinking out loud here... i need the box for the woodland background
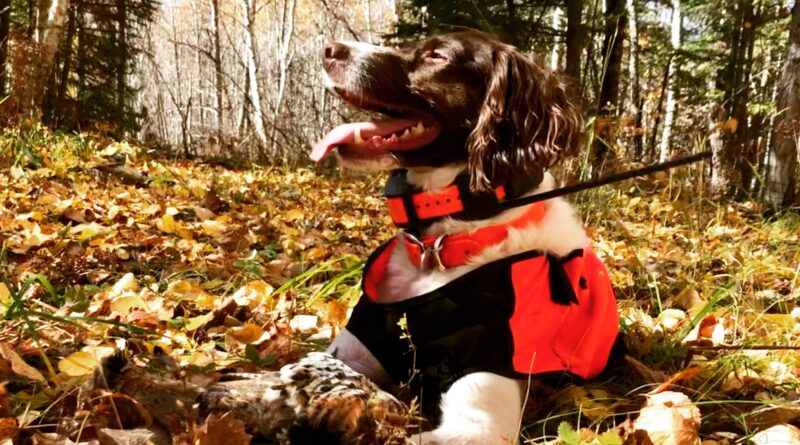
[1,1,800,445]
[0,0,798,206]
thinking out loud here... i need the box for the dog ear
[466,45,583,192]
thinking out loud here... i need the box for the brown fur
[323,31,583,191]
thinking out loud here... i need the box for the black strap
[547,254,580,306]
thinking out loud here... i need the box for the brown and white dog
[313,31,618,445]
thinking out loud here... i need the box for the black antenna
[499,151,712,209]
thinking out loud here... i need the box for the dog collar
[384,169,543,229]
[400,200,547,270]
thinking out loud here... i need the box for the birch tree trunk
[0,0,9,96]
[270,0,296,158]
[551,7,562,71]
[40,0,70,67]
[241,0,268,149]
[209,0,224,144]
[765,1,799,207]
[658,0,681,162]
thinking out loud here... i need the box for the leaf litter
[1,125,799,444]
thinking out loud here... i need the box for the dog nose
[324,42,349,61]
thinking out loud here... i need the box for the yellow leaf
[184,312,214,331]
[285,209,304,221]
[167,280,216,309]
[111,273,139,295]
[157,213,178,234]
[58,351,99,377]
[231,280,274,308]
[69,222,110,242]
[109,295,147,314]
[227,323,266,344]
[0,284,10,305]
[202,220,228,236]
[0,343,45,382]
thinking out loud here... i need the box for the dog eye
[423,50,447,62]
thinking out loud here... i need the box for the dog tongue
[311,119,419,162]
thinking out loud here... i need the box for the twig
[688,344,800,351]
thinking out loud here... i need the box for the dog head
[313,31,582,192]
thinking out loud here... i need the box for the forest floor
[1,123,800,445]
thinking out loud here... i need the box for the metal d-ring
[403,232,447,271]
[429,234,447,272]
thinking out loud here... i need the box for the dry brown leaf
[196,413,252,445]
[650,367,703,395]
[0,342,45,382]
[682,314,726,346]
[227,323,266,344]
[0,417,18,441]
[633,391,701,445]
[625,355,668,384]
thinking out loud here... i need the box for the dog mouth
[311,88,442,163]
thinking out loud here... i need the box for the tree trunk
[0,0,8,97]
[564,0,583,81]
[41,0,70,67]
[209,0,224,144]
[712,0,755,198]
[269,0,296,159]
[52,1,75,126]
[116,0,127,132]
[591,0,626,174]
[626,0,642,159]
[736,2,758,191]
[765,1,799,207]
[550,7,562,71]
[241,0,268,149]
[658,0,682,162]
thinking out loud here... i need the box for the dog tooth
[401,128,411,139]
[354,128,364,144]
[412,122,425,135]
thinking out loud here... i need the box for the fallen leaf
[0,343,45,381]
[682,314,727,346]
[196,413,252,445]
[227,323,266,344]
[111,273,139,295]
[749,424,800,445]
[0,417,18,441]
[7,223,56,253]
[650,367,703,395]
[633,391,701,445]
[58,351,100,377]
[284,209,304,221]
[289,315,319,333]
[0,284,10,305]
[722,368,762,392]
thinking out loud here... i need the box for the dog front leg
[410,372,525,445]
